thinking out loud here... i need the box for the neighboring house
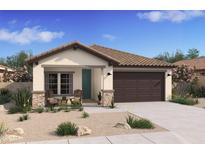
[27,41,174,107]
[0,64,14,82]
[174,58,205,87]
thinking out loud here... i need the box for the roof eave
[26,42,120,65]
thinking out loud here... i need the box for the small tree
[172,65,198,83]
[186,48,199,59]
[172,65,199,97]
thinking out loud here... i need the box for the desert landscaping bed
[0,110,166,143]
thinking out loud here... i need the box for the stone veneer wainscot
[32,91,45,108]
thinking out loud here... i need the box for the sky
[0,10,205,58]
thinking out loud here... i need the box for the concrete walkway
[21,131,186,144]
[117,102,205,143]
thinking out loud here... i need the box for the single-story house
[27,41,174,107]
[174,58,205,87]
[0,64,15,82]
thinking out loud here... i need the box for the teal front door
[82,69,91,99]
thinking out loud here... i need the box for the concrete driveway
[117,101,205,144]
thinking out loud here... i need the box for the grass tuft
[126,115,154,129]
[18,114,29,122]
[0,122,8,136]
[81,112,89,118]
[56,122,78,136]
[34,107,44,113]
[170,96,198,105]
[78,107,84,111]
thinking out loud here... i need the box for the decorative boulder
[77,126,92,136]
[0,135,23,144]
[7,128,24,136]
[114,122,131,129]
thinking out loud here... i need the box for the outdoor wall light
[107,72,112,76]
[167,73,171,76]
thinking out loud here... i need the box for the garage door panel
[114,72,165,102]
[114,80,136,88]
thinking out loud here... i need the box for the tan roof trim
[26,41,119,65]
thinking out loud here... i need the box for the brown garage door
[113,72,165,102]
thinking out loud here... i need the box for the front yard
[0,109,166,143]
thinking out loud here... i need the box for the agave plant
[12,88,32,113]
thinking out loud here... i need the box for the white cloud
[0,26,64,45]
[137,11,205,23]
[102,34,116,41]
[8,19,17,25]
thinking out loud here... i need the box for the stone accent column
[101,90,114,107]
[32,91,45,108]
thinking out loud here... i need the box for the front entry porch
[32,65,114,108]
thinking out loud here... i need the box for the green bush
[19,116,24,122]
[58,105,69,111]
[12,88,32,113]
[64,108,71,112]
[78,107,84,111]
[8,106,21,114]
[34,107,44,113]
[0,95,11,105]
[126,115,154,129]
[45,107,51,112]
[0,122,8,136]
[170,95,198,105]
[56,122,78,136]
[0,88,10,96]
[71,99,82,109]
[0,89,11,104]
[189,85,205,98]
[81,112,89,118]
[18,114,29,122]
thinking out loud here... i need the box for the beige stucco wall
[165,69,172,101]
[114,67,172,101]
[92,68,102,100]
[39,48,108,66]
[103,66,113,90]
[33,64,44,91]
[32,48,111,93]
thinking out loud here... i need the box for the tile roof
[27,41,174,68]
[174,57,205,70]
[90,44,174,67]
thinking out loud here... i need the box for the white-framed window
[45,72,73,95]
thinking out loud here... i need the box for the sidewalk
[20,131,188,144]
